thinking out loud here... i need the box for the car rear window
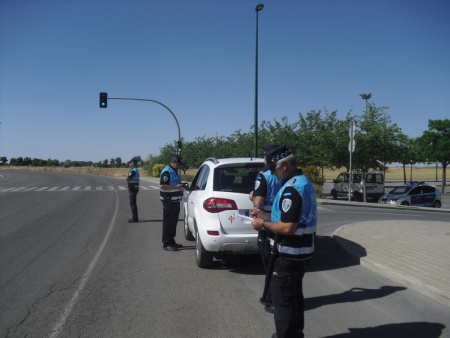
[213,166,261,193]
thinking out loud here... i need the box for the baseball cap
[128,158,138,165]
[262,146,292,171]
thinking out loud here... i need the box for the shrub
[151,164,165,177]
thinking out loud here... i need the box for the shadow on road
[307,235,365,272]
[321,321,445,338]
[202,235,367,275]
[305,286,406,311]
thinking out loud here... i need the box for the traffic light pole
[106,97,181,154]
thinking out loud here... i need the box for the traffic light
[177,140,182,153]
[99,92,108,108]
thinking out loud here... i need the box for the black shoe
[163,245,179,251]
[173,242,184,248]
[128,219,139,223]
[265,304,274,314]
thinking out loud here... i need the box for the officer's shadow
[305,285,406,311]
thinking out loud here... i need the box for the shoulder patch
[282,198,292,212]
[254,180,261,190]
[162,175,169,183]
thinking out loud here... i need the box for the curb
[332,224,450,307]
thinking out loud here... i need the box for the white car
[183,157,265,268]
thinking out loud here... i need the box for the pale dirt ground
[3,165,447,181]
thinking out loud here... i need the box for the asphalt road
[1,171,449,338]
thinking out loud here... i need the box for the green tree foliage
[7,102,448,191]
[417,119,450,193]
[353,103,403,171]
[301,166,325,198]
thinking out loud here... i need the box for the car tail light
[203,198,237,213]
[207,230,220,236]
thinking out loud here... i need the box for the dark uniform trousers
[258,230,273,303]
[258,230,271,269]
[128,184,139,221]
[162,200,180,246]
[271,257,307,338]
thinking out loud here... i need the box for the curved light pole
[106,96,181,154]
[254,3,264,158]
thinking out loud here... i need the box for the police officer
[251,145,281,313]
[251,146,317,338]
[126,158,140,223]
[159,155,186,251]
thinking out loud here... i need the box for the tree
[115,157,122,168]
[394,134,424,183]
[417,119,450,194]
[353,103,402,171]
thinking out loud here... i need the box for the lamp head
[256,4,264,11]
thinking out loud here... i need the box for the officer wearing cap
[251,145,282,313]
[251,146,317,338]
[159,155,186,251]
[126,158,140,223]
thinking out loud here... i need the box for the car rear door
[419,186,436,206]
[213,165,261,235]
[365,173,384,195]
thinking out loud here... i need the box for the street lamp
[254,3,264,158]
[359,93,373,203]
[359,93,373,112]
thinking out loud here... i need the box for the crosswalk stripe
[0,186,160,192]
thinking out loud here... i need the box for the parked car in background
[378,181,442,208]
[183,157,265,268]
[331,172,385,202]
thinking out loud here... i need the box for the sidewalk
[331,211,450,307]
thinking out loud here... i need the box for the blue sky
[1,0,449,163]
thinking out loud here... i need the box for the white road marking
[49,189,119,338]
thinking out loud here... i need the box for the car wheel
[195,226,213,268]
[184,208,195,241]
[331,190,337,200]
[433,200,441,208]
[353,192,362,202]
[400,201,409,206]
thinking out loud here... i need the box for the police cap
[171,155,184,166]
[262,146,292,171]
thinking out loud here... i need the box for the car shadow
[217,235,366,275]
